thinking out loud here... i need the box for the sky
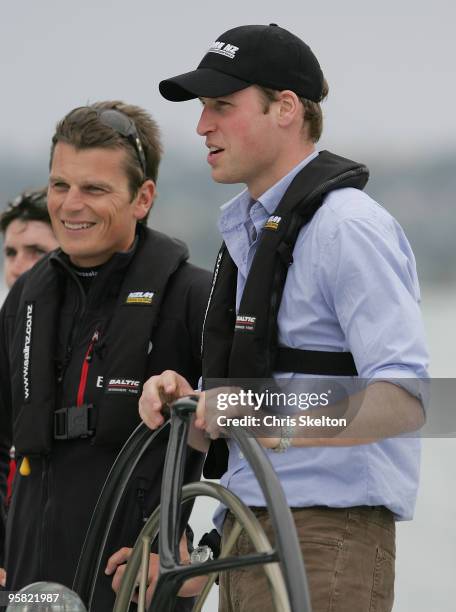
[1,0,455,164]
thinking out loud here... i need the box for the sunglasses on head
[63,106,148,178]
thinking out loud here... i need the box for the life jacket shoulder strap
[275,347,358,376]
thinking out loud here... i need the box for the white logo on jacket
[235,315,256,332]
[264,215,281,231]
[106,378,141,395]
[23,303,34,400]
[125,291,154,305]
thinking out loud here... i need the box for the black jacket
[0,226,211,609]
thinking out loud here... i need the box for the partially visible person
[0,189,58,588]
[1,188,58,288]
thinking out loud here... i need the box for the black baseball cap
[159,24,324,103]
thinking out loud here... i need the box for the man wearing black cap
[139,24,429,612]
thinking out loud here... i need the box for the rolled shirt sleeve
[317,189,429,402]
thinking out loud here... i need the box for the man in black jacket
[0,101,210,610]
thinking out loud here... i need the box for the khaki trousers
[219,506,395,612]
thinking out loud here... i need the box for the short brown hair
[256,79,329,142]
[1,188,51,234]
[50,101,163,199]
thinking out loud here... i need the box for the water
[393,288,456,611]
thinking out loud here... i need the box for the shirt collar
[218,150,319,232]
[258,149,319,214]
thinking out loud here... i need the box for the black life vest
[201,151,369,478]
[10,227,189,455]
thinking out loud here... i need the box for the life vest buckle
[54,404,96,440]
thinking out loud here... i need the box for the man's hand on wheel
[139,370,194,430]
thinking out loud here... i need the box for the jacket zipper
[54,259,87,407]
[76,330,100,406]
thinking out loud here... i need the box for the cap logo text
[208,41,239,59]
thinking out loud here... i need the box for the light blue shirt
[213,151,429,528]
